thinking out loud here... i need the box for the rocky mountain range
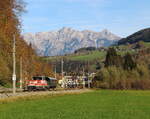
[23,27,121,56]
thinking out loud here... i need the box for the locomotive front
[27,76,57,91]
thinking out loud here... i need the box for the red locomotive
[26,76,57,91]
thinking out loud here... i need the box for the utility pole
[83,67,85,88]
[55,64,57,79]
[20,57,23,89]
[12,35,16,94]
[95,39,97,49]
[61,59,64,79]
[83,67,85,77]
[87,60,90,88]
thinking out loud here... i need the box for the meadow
[44,50,106,62]
[69,51,106,61]
[0,90,150,119]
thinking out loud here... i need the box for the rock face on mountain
[23,27,121,56]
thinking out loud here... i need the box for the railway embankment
[0,89,92,101]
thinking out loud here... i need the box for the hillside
[0,0,54,86]
[45,50,106,61]
[44,40,150,75]
[23,28,120,56]
[118,28,150,45]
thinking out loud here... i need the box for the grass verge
[0,90,150,119]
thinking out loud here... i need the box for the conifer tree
[123,53,137,70]
[105,48,123,67]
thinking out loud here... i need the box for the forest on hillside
[93,47,150,89]
[118,28,150,45]
[0,0,53,86]
[92,28,150,90]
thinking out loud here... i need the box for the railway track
[0,89,92,99]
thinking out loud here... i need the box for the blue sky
[22,0,150,37]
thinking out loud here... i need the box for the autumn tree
[0,0,54,86]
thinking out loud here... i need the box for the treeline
[50,59,95,76]
[0,0,53,86]
[74,47,97,54]
[93,48,150,89]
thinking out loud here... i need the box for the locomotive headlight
[41,80,46,84]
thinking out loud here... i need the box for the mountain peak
[59,27,73,32]
[23,28,121,56]
[101,29,110,35]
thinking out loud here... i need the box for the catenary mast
[12,35,16,94]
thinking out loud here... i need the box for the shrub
[93,65,150,90]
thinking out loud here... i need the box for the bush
[92,65,150,90]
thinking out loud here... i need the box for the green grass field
[143,42,150,47]
[0,90,150,119]
[69,51,106,61]
[44,51,106,62]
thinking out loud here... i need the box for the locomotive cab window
[45,77,50,81]
[33,77,43,80]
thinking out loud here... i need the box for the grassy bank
[69,51,106,61]
[0,90,150,119]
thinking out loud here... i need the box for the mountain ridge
[23,27,121,56]
[118,28,150,45]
